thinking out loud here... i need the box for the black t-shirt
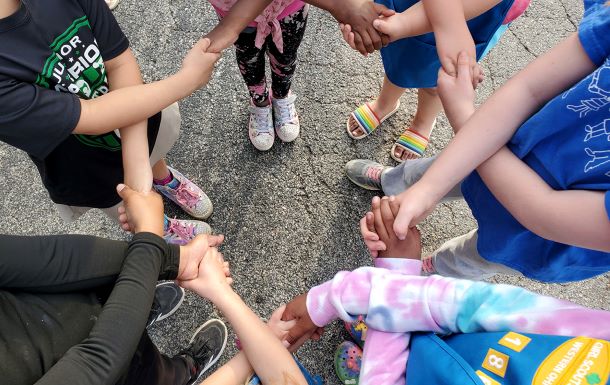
[0,0,160,208]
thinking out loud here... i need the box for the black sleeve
[77,0,129,60]
[0,77,81,158]
[33,233,177,385]
[0,233,179,292]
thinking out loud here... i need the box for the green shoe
[334,341,362,385]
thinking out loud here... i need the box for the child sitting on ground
[348,0,610,282]
[282,194,610,385]
[0,0,217,244]
[342,0,528,162]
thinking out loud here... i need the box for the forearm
[106,51,152,192]
[35,233,174,385]
[205,0,273,52]
[75,73,191,136]
[397,0,500,39]
[202,352,253,385]
[417,33,596,202]
[476,147,610,251]
[422,0,468,35]
[307,268,610,339]
[214,290,307,385]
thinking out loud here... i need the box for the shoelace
[174,182,200,209]
[421,256,436,274]
[275,100,297,124]
[365,166,382,183]
[252,107,272,134]
[166,218,195,241]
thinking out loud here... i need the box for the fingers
[353,32,367,56]
[360,214,379,241]
[389,196,400,216]
[270,304,286,322]
[116,183,133,200]
[367,26,383,51]
[456,51,473,83]
[380,197,397,240]
[371,196,389,241]
[360,30,375,54]
[373,3,396,17]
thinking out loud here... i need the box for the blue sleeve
[605,191,610,221]
[578,0,610,66]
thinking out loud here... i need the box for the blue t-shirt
[461,0,610,282]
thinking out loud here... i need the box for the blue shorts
[376,0,515,88]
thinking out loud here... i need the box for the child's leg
[381,155,463,200]
[347,76,406,138]
[235,30,269,106]
[429,229,523,279]
[150,103,180,181]
[392,88,442,162]
[266,6,308,100]
[360,329,409,385]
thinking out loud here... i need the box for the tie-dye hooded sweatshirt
[306,259,610,385]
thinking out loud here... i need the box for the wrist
[170,71,198,99]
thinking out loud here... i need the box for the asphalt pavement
[0,0,607,383]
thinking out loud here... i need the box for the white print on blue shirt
[564,59,610,178]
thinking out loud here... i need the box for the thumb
[373,3,395,17]
[270,304,287,322]
[456,51,472,83]
[440,57,457,77]
[393,204,412,240]
[372,18,390,35]
[198,37,211,52]
[116,183,133,200]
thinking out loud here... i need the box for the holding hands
[179,38,222,93]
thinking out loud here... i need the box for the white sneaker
[272,93,300,142]
[249,102,275,151]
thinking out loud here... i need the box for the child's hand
[180,38,221,92]
[116,184,164,236]
[434,22,480,89]
[178,247,233,302]
[372,196,422,259]
[393,183,439,240]
[371,11,410,43]
[360,211,386,258]
[178,234,226,281]
[281,293,325,346]
[437,51,480,131]
[332,0,394,55]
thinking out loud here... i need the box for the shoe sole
[345,173,381,191]
[190,319,228,377]
[154,282,186,324]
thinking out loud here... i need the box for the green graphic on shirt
[74,133,121,151]
[36,15,120,151]
[586,373,601,385]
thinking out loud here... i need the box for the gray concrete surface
[0,0,608,383]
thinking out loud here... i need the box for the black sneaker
[147,281,185,328]
[182,319,228,384]
[345,159,390,191]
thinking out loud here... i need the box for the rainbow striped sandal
[390,127,431,163]
[346,101,400,140]
[334,341,363,385]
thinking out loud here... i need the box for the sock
[154,171,180,189]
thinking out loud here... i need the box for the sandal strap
[351,103,381,135]
[395,129,429,157]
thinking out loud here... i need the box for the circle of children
[0,0,609,384]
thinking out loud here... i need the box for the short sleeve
[578,0,610,66]
[76,0,129,60]
[605,191,610,221]
[0,77,81,159]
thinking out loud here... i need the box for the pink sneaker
[154,166,213,220]
[163,216,211,246]
[421,255,437,275]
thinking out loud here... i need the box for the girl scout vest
[406,332,609,385]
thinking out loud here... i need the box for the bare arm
[393,33,598,237]
[104,50,151,192]
[73,39,219,136]
[435,52,610,252]
[181,252,307,385]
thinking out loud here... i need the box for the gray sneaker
[181,319,228,384]
[345,159,390,191]
[147,281,185,328]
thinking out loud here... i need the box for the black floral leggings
[234,5,308,105]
